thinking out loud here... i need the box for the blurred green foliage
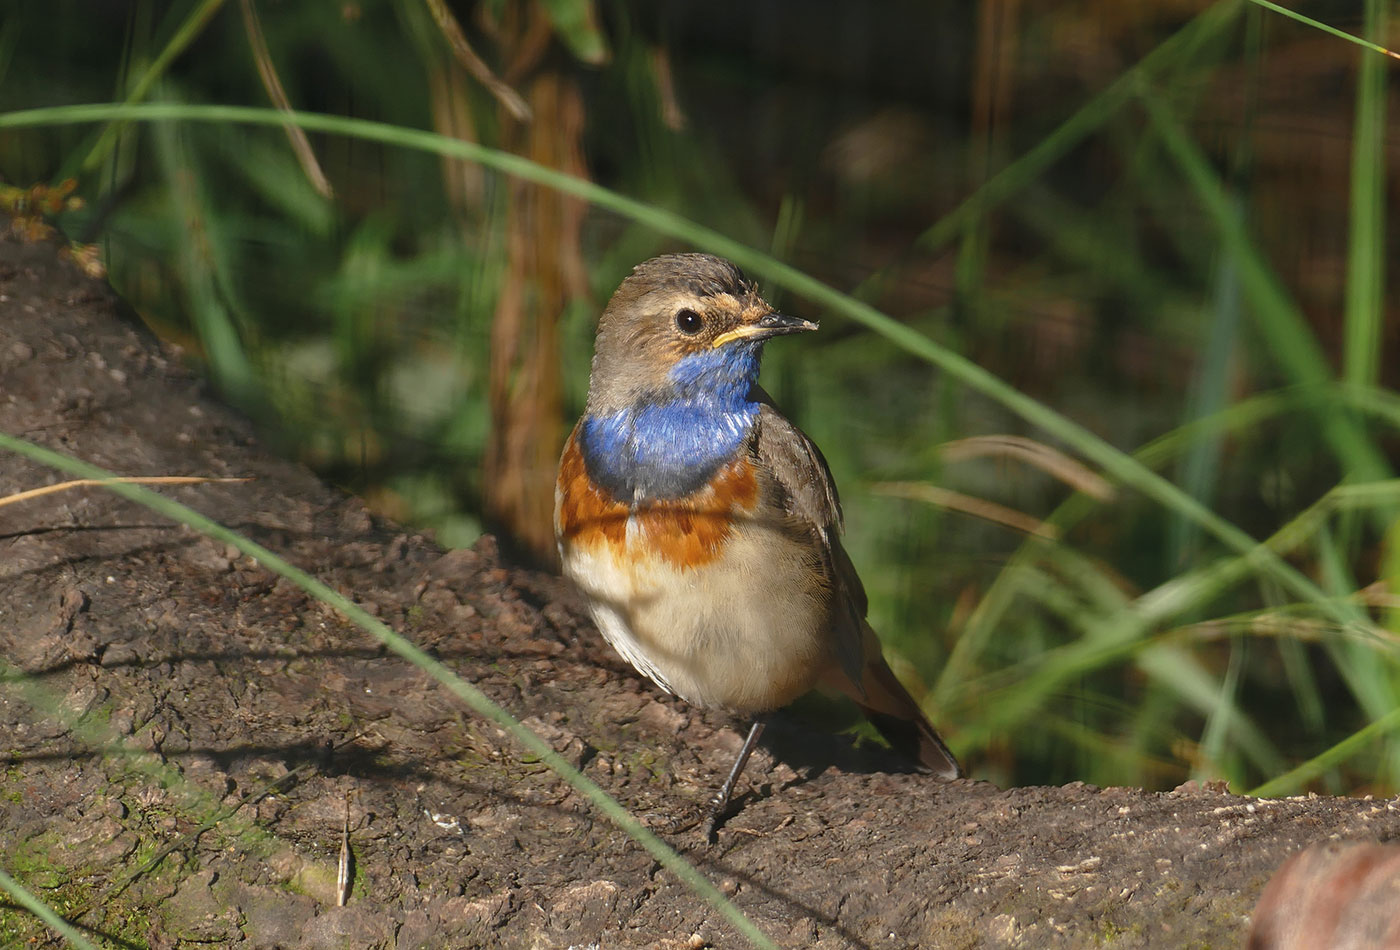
[2,0,1398,795]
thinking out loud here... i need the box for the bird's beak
[711,311,819,348]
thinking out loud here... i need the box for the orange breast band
[557,432,759,569]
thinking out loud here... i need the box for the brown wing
[752,395,867,689]
[753,392,962,780]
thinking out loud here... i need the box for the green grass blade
[1246,0,1400,60]
[938,392,1293,699]
[1277,633,1326,732]
[81,0,227,172]
[1251,705,1400,797]
[0,867,100,950]
[916,0,1243,254]
[945,468,1400,761]
[1310,515,1400,790]
[539,0,610,64]
[147,104,259,405]
[1168,9,1260,572]
[1013,189,1190,315]
[1138,642,1284,780]
[944,379,1400,708]
[1196,635,1247,780]
[1139,85,1393,494]
[0,429,778,950]
[1343,0,1388,390]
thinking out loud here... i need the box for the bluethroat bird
[555,253,961,837]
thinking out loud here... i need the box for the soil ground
[1,223,1397,949]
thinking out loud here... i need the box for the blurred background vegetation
[2,0,1398,795]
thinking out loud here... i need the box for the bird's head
[584,253,817,415]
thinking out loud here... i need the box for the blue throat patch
[580,345,761,504]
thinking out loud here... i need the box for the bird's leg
[703,718,767,842]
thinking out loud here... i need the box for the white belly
[563,516,831,712]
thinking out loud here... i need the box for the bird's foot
[701,791,731,844]
[647,801,706,836]
[643,794,732,842]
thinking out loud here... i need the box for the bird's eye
[674,308,704,334]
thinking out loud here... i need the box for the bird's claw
[648,802,706,836]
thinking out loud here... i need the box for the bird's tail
[826,625,962,779]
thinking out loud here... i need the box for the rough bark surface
[1,225,1397,950]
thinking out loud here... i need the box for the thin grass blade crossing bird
[555,253,960,838]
